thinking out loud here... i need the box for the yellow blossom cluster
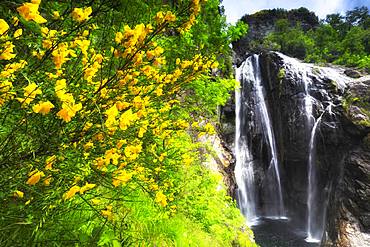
[41,27,59,49]
[17,82,42,105]
[17,0,47,24]
[0,41,16,60]
[32,101,55,115]
[26,170,45,185]
[154,11,176,24]
[55,79,82,122]
[155,191,168,207]
[71,7,92,22]
[63,182,96,200]
[52,43,77,69]
[1,0,224,217]
[0,19,9,36]
[179,0,208,33]
[115,24,153,56]
[0,60,27,106]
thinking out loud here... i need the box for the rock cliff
[221,51,370,246]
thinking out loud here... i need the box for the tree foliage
[253,6,370,70]
[0,0,252,246]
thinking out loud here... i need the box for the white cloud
[222,0,348,24]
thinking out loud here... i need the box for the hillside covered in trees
[235,7,369,70]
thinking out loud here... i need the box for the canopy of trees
[266,7,370,70]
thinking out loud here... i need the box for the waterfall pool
[252,218,320,247]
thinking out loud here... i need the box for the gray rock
[221,50,370,246]
[344,69,362,78]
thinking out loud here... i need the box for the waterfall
[277,52,350,243]
[235,62,258,225]
[251,55,285,218]
[231,52,355,245]
[306,103,339,242]
[306,113,323,243]
[235,55,285,222]
[278,53,325,242]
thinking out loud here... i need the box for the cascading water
[306,103,338,242]
[278,52,349,242]
[235,55,285,222]
[306,110,326,243]
[230,51,355,246]
[251,55,285,218]
[235,64,258,225]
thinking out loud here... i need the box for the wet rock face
[327,143,370,247]
[326,81,370,246]
[344,69,362,79]
[257,52,353,225]
[221,51,370,246]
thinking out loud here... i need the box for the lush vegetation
[0,0,253,246]
[245,7,370,70]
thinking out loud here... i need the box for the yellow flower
[14,190,24,198]
[45,155,56,170]
[115,31,124,44]
[17,82,42,105]
[105,104,119,128]
[51,43,70,69]
[63,185,80,200]
[52,11,60,19]
[40,26,49,36]
[79,182,96,194]
[124,144,142,161]
[164,11,176,22]
[155,11,164,24]
[91,198,101,205]
[155,191,168,207]
[119,109,137,130]
[26,170,45,185]
[182,153,194,166]
[24,82,41,95]
[112,170,132,187]
[71,7,92,22]
[0,41,16,60]
[204,122,216,135]
[42,39,52,49]
[159,152,167,162]
[56,108,72,122]
[12,16,19,27]
[43,176,52,186]
[14,28,23,38]
[32,101,54,115]
[17,1,47,24]
[211,61,219,69]
[101,205,113,220]
[0,19,9,36]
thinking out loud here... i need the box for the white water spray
[234,62,258,225]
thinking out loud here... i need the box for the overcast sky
[222,0,370,24]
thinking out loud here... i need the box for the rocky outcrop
[331,143,370,247]
[199,133,237,197]
[325,76,370,246]
[222,51,370,246]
